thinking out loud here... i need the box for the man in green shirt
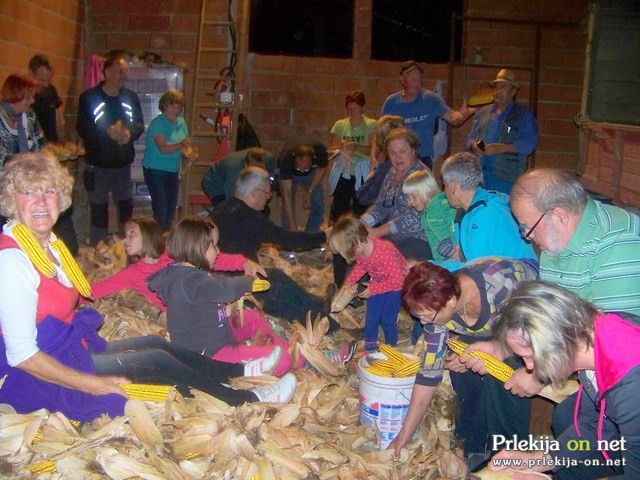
[510,168,640,315]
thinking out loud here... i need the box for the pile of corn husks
[0,241,469,480]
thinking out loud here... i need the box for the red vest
[0,234,78,325]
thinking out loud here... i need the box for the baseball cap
[400,61,423,75]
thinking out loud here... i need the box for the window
[372,0,463,63]
[249,0,354,58]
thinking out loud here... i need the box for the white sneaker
[252,373,297,403]
[243,346,282,376]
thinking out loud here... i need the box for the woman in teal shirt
[142,89,190,231]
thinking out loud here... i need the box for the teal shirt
[420,192,457,262]
[540,198,640,314]
[142,114,188,173]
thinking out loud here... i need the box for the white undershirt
[0,222,70,366]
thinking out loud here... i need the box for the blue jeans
[281,173,324,232]
[143,167,180,232]
[364,291,402,351]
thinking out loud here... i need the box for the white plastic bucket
[358,353,417,450]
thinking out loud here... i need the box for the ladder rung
[192,132,232,138]
[195,74,236,81]
[194,102,234,109]
[199,47,238,54]
[203,20,235,27]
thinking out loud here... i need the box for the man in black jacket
[77,54,144,245]
[211,166,339,330]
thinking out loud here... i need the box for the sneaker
[325,340,357,365]
[252,373,297,403]
[243,346,282,376]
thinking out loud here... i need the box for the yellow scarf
[12,223,92,298]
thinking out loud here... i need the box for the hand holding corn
[446,338,514,383]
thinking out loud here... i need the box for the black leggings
[91,336,257,405]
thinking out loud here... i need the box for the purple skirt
[0,308,126,422]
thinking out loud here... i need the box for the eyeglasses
[256,188,272,198]
[410,308,440,324]
[519,209,551,239]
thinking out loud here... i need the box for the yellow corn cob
[446,338,514,383]
[364,365,393,377]
[12,223,92,298]
[392,358,420,377]
[364,362,395,376]
[53,237,92,297]
[121,383,171,402]
[378,344,412,365]
[252,278,271,293]
[28,460,56,474]
[32,419,82,444]
[368,359,401,370]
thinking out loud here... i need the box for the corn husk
[0,241,466,479]
[331,283,357,312]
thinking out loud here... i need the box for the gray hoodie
[147,264,253,356]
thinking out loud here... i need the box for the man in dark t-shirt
[28,54,79,255]
[278,138,328,232]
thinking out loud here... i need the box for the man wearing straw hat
[466,68,538,194]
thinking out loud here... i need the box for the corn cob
[379,344,412,365]
[446,338,514,382]
[28,460,56,474]
[364,344,417,378]
[32,419,82,443]
[52,237,92,297]
[252,278,271,293]
[392,358,420,377]
[12,223,92,298]
[121,383,172,402]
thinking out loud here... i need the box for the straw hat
[490,69,519,88]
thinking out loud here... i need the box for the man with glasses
[210,166,340,331]
[510,168,640,314]
[278,139,328,232]
[509,170,640,480]
[202,147,276,207]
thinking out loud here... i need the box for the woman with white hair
[487,281,639,479]
[440,152,535,270]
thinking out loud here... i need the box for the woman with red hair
[0,74,45,167]
[390,257,538,471]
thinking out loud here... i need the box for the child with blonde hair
[330,216,406,352]
[402,170,456,263]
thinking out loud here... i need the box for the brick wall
[1,0,591,173]
[81,0,591,174]
[244,0,590,171]
[581,125,640,208]
[0,0,86,128]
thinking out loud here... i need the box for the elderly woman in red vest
[0,152,294,421]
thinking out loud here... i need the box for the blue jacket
[441,187,536,270]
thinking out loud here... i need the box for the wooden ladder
[180,0,249,216]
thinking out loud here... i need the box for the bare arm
[153,134,190,155]
[443,100,475,127]
[389,383,438,457]
[55,108,67,143]
[280,178,298,231]
[367,222,392,238]
[19,350,128,397]
[302,167,327,210]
